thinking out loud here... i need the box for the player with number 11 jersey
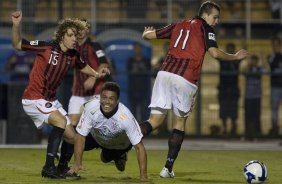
[156,17,218,84]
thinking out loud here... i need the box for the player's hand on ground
[97,67,110,78]
[69,165,84,174]
[11,11,22,25]
[235,49,248,60]
[140,175,149,181]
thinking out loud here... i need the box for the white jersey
[76,98,143,150]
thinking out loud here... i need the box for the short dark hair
[198,1,220,16]
[101,82,120,99]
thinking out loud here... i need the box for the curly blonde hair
[54,18,86,43]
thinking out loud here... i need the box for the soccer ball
[243,160,267,184]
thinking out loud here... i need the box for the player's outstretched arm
[80,64,110,79]
[11,11,22,50]
[70,133,86,173]
[83,63,110,91]
[134,141,148,180]
[142,26,157,40]
[208,47,248,61]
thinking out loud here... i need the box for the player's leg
[160,112,186,178]
[101,145,132,172]
[58,96,86,175]
[140,111,167,136]
[43,110,67,178]
[22,99,66,179]
[160,74,197,178]
[57,123,76,175]
[139,71,170,136]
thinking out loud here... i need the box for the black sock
[165,129,185,172]
[45,126,64,168]
[58,125,76,166]
[58,140,74,166]
[139,121,153,137]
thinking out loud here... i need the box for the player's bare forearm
[73,134,86,172]
[134,141,148,180]
[84,77,97,91]
[81,64,110,79]
[142,27,157,40]
[208,47,248,61]
[11,11,22,50]
[81,65,99,78]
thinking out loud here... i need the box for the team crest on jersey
[80,57,85,63]
[45,102,52,108]
[30,40,39,45]
[90,108,98,115]
[119,113,126,121]
[208,33,216,41]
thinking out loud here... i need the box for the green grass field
[0,148,281,184]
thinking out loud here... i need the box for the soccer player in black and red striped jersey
[57,19,110,176]
[11,11,110,179]
[141,1,248,178]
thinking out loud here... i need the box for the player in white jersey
[69,82,148,180]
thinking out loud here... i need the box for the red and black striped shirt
[73,39,108,96]
[21,39,86,101]
[156,17,218,84]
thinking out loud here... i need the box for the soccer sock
[58,125,76,166]
[58,140,74,166]
[165,129,185,172]
[139,121,153,137]
[45,126,64,168]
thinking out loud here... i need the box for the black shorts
[84,134,132,161]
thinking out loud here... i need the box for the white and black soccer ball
[243,160,267,184]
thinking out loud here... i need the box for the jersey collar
[100,104,119,119]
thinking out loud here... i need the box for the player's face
[61,28,77,51]
[100,90,119,114]
[204,8,220,27]
[78,27,89,40]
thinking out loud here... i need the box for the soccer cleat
[100,151,110,163]
[57,163,70,175]
[41,165,65,179]
[65,172,81,179]
[160,167,175,178]
[57,163,81,179]
[114,153,127,172]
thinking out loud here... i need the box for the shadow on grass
[91,176,154,183]
[177,172,241,184]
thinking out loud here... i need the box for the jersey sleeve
[204,25,218,49]
[76,109,93,136]
[91,42,108,64]
[121,105,143,146]
[74,52,87,69]
[156,23,176,39]
[21,39,49,52]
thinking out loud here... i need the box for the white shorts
[68,95,99,115]
[22,99,71,129]
[149,71,198,117]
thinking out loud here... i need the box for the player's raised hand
[97,67,110,78]
[235,49,249,60]
[11,11,22,25]
[142,26,157,40]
